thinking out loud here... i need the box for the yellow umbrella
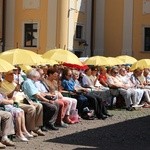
[0,48,45,65]
[130,59,150,70]
[40,58,59,66]
[19,64,32,72]
[42,49,83,66]
[107,57,124,66]
[116,55,137,64]
[83,56,109,66]
[0,58,15,72]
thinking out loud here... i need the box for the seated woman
[35,68,69,127]
[61,68,89,116]
[98,66,109,87]
[0,93,32,142]
[44,68,78,124]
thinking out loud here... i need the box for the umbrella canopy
[19,64,32,72]
[116,55,137,64]
[107,57,124,66]
[0,48,45,65]
[0,58,15,72]
[83,56,109,66]
[79,57,89,62]
[42,49,83,66]
[40,58,59,66]
[130,59,150,70]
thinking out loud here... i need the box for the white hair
[27,69,40,78]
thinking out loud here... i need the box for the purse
[81,107,95,120]
[69,109,80,123]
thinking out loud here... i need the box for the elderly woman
[0,93,32,142]
[130,68,150,108]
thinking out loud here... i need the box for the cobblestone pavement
[7,108,150,150]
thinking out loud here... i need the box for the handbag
[69,109,80,123]
[81,107,95,120]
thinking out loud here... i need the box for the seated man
[0,110,15,148]
[22,69,59,130]
[0,71,45,136]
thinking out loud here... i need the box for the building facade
[0,0,91,57]
[93,0,150,59]
[1,0,150,59]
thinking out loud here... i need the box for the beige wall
[14,0,48,54]
[132,0,150,59]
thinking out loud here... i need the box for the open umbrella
[0,58,15,72]
[107,57,124,66]
[116,55,137,64]
[0,48,45,65]
[40,58,59,66]
[19,64,32,72]
[42,49,83,66]
[130,59,150,70]
[83,56,109,66]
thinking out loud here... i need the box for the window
[24,23,38,47]
[144,27,150,51]
[75,24,83,39]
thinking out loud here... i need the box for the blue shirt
[22,78,39,101]
[62,78,75,92]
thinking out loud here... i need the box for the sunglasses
[67,74,72,77]
[114,72,118,74]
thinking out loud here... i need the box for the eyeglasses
[67,74,72,77]
[114,72,118,74]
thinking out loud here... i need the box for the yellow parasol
[40,58,59,66]
[0,48,45,65]
[0,58,15,72]
[107,57,124,66]
[42,49,83,66]
[130,59,150,70]
[116,55,137,64]
[83,56,109,66]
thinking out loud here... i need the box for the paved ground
[6,107,150,150]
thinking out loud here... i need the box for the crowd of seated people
[0,64,150,148]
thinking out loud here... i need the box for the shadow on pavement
[45,116,150,150]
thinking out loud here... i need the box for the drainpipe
[2,0,6,52]
[90,0,94,56]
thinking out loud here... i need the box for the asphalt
[6,107,150,150]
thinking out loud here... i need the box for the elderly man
[22,69,59,130]
[0,110,15,148]
[0,71,44,136]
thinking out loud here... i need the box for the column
[56,0,69,49]
[122,0,133,55]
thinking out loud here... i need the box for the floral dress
[0,93,23,118]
